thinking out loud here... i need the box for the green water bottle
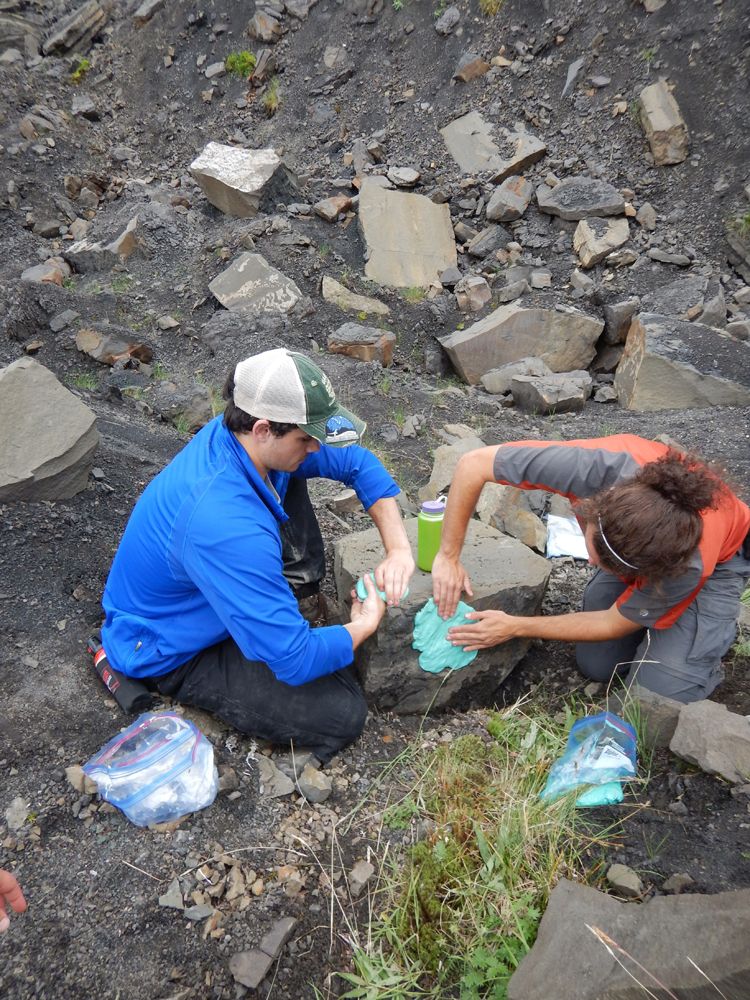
[417,497,446,573]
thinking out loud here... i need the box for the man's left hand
[375,548,415,607]
[447,609,519,652]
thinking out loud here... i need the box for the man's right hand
[0,868,27,933]
[432,551,474,619]
[345,572,387,649]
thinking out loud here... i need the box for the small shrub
[401,286,425,304]
[479,0,504,13]
[262,77,281,117]
[225,50,257,78]
[110,275,133,294]
[734,213,750,237]
[70,56,91,84]
[68,371,97,390]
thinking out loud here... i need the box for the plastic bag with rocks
[83,711,218,827]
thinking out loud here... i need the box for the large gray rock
[209,253,302,313]
[641,275,707,318]
[327,323,396,366]
[0,358,99,501]
[638,79,689,166]
[486,176,534,222]
[440,112,545,178]
[42,0,106,55]
[189,142,299,218]
[440,304,603,384]
[418,435,486,503]
[670,700,750,784]
[602,298,640,345]
[481,357,553,394]
[358,179,456,288]
[537,177,625,221]
[321,276,390,317]
[334,519,550,714]
[508,879,750,1000]
[63,217,140,273]
[476,484,547,553]
[574,217,630,268]
[614,313,750,410]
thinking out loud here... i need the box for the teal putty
[412,598,479,673]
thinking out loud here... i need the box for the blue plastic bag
[83,711,218,827]
[541,712,637,807]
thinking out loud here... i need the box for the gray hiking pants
[576,548,750,702]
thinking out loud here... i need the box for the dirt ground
[1,0,750,997]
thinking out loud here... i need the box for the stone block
[481,357,553,395]
[573,217,630,268]
[229,950,274,989]
[418,436,485,503]
[486,176,533,222]
[537,177,625,221]
[614,313,750,410]
[602,298,640,345]
[440,112,545,179]
[358,179,456,288]
[334,519,550,714]
[63,217,140,273]
[190,142,298,218]
[611,683,682,749]
[0,357,99,501]
[327,322,395,366]
[455,275,491,312]
[510,371,592,415]
[670,700,750,784]
[508,879,750,1000]
[639,79,689,166]
[321,276,389,316]
[209,253,301,313]
[476,483,547,553]
[76,325,153,366]
[440,303,603,383]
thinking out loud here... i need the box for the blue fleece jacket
[101,417,400,684]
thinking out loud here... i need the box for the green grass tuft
[225,50,257,78]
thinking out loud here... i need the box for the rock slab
[0,358,99,501]
[614,313,750,411]
[639,79,689,166]
[670,700,750,784]
[334,519,550,714]
[358,178,456,288]
[440,304,603,383]
[209,253,302,313]
[508,879,750,999]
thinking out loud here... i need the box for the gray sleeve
[493,443,641,500]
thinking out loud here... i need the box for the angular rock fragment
[602,297,640,344]
[639,79,689,166]
[573,217,630,268]
[21,257,72,285]
[133,0,165,24]
[0,358,99,501]
[314,194,352,222]
[334,519,550,714]
[260,917,298,958]
[229,950,274,989]
[440,304,603,383]
[467,225,511,259]
[247,11,282,43]
[76,325,153,366]
[440,112,545,178]
[321,276,389,316]
[670,701,750,785]
[42,0,106,55]
[510,371,592,414]
[209,253,302,313]
[455,275,491,312]
[327,323,396,366]
[488,127,547,183]
[190,142,298,218]
[486,176,533,222]
[614,313,750,410]
[418,436,486,503]
[358,178,456,288]
[453,52,490,82]
[481,357,552,395]
[537,177,625,220]
[476,484,547,553]
[63,217,140,273]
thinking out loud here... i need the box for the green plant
[62,276,76,290]
[68,371,97,390]
[378,373,393,396]
[173,413,193,435]
[401,286,425,304]
[383,796,419,830]
[86,280,103,295]
[433,0,447,17]
[641,830,670,861]
[639,46,657,64]
[392,0,404,10]
[150,361,169,381]
[734,213,750,237]
[225,50,257,78]
[357,310,368,322]
[70,56,91,84]
[262,76,281,117]
[110,274,133,294]
[479,0,505,13]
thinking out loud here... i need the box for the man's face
[264,426,321,471]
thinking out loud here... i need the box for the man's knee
[334,678,368,745]
[624,657,721,704]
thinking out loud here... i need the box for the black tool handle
[87,637,153,714]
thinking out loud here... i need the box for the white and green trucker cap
[233,348,366,446]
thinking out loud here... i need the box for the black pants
[153,478,367,762]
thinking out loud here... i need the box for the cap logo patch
[325,415,358,444]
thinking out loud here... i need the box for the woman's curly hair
[576,449,728,582]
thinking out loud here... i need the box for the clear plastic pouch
[541,711,637,806]
[83,711,218,827]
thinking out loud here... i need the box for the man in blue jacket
[101,348,414,762]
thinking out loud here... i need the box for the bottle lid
[421,498,446,514]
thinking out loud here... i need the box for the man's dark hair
[222,373,298,436]
[576,449,727,583]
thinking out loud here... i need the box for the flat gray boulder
[358,178,456,288]
[327,323,396,367]
[334,519,550,714]
[209,253,302,313]
[537,177,625,221]
[441,303,603,384]
[614,313,750,410]
[670,700,750,784]
[62,217,140,273]
[481,357,553,395]
[511,370,593,414]
[486,175,534,222]
[0,357,99,501]
[574,217,630,268]
[440,112,545,179]
[509,879,750,999]
[190,142,299,218]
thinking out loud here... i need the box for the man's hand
[432,551,474,619]
[348,572,387,634]
[0,869,27,933]
[375,547,415,607]
[447,609,518,651]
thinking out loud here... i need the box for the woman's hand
[349,572,387,633]
[431,551,474,619]
[0,869,27,933]
[374,547,415,607]
[447,609,519,652]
